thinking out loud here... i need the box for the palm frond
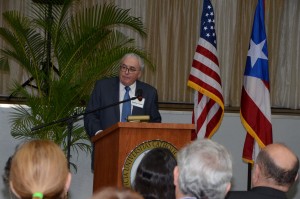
[0,56,9,71]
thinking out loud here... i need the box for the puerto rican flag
[240,0,272,163]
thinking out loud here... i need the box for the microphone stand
[31,96,138,169]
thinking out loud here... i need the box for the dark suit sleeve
[148,88,161,122]
[84,81,103,137]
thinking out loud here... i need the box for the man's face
[119,56,142,86]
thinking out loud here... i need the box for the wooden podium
[91,122,194,192]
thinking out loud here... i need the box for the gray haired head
[121,53,144,71]
[177,139,232,199]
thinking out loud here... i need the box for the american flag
[240,0,272,163]
[188,0,224,139]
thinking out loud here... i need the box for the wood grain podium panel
[91,122,194,192]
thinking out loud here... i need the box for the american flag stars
[201,3,217,46]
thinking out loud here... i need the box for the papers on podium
[127,115,150,122]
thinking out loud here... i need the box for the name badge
[132,98,145,108]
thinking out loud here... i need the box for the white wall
[0,106,299,199]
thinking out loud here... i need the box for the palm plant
[0,0,153,163]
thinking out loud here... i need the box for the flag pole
[247,163,252,190]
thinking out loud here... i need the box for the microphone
[136,89,143,101]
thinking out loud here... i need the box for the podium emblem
[122,139,177,188]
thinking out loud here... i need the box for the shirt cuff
[95,130,103,135]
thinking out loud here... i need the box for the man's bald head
[255,143,299,189]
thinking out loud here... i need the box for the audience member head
[133,147,177,199]
[252,143,299,192]
[3,155,13,186]
[174,139,232,199]
[91,187,144,199]
[3,144,20,186]
[9,139,71,199]
[119,53,143,86]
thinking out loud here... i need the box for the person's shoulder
[95,77,119,87]
[136,80,157,91]
[225,191,253,199]
[97,77,118,83]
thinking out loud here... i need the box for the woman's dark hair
[133,147,177,199]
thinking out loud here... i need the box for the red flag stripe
[205,106,223,138]
[195,94,223,138]
[189,62,222,92]
[188,76,223,105]
[196,98,215,132]
[242,134,255,164]
[191,59,222,84]
[192,40,221,81]
[243,76,271,120]
[195,44,219,66]
[241,87,272,147]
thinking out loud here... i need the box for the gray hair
[177,139,232,199]
[121,53,144,70]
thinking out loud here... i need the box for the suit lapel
[132,80,144,115]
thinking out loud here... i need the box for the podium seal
[122,139,177,188]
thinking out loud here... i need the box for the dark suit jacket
[84,77,161,137]
[226,187,288,199]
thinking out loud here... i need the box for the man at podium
[84,53,161,137]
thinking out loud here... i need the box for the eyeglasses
[120,64,140,73]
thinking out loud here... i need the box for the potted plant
[0,0,153,168]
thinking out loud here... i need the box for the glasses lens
[120,64,137,73]
[129,67,137,73]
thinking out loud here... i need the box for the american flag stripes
[188,0,224,139]
[240,0,273,163]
